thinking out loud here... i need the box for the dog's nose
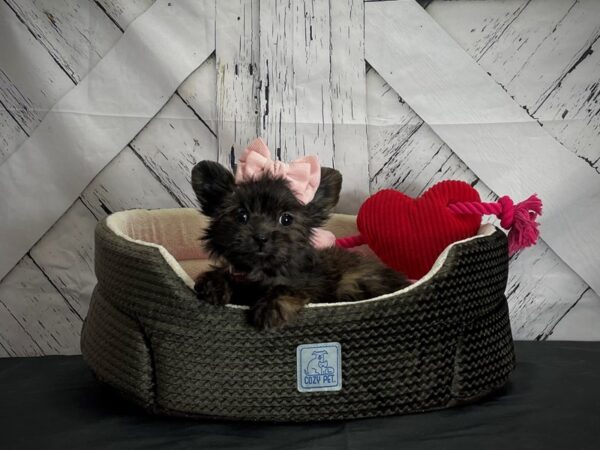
[253,233,268,244]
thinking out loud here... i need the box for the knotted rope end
[502,194,543,256]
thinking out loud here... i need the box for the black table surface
[1,341,599,450]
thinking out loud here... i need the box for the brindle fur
[192,161,410,330]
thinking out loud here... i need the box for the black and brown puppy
[192,161,410,330]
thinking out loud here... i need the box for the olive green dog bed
[80,208,515,422]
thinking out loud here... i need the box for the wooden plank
[427,0,529,62]
[130,94,218,208]
[80,36,217,211]
[366,66,424,191]
[292,0,333,165]
[371,124,479,198]
[366,67,480,197]
[94,0,156,29]
[547,289,600,341]
[258,0,298,160]
[507,246,590,339]
[95,0,218,135]
[29,200,98,318]
[0,1,73,133]
[329,0,369,213]
[534,36,600,172]
[365,67,590,340]
[0,256,82,356]
[216,0,260,167]
[178,55,218,135]
[0,288,43,357]
[259,0,333,163]
[430,0,600,171]
[479,0,600,114]
[5,0,122,83]
[0,108,27,165]
[290,0,333,164]
[80,146,181,218]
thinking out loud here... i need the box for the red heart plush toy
[358,181,481,279]
[336,180,542,280]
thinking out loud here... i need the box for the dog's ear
[305,167,342,224]
[311,167,342,211]
[191,161,235,216]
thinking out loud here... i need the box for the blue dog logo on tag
[305,350,335,376]
[297,342,341,392]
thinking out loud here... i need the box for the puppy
[192,161,410,330]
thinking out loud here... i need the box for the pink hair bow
[235,138,336,250]
[235,138,321,205]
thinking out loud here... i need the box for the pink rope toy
[337,194,543,257]
[447,194,543,256]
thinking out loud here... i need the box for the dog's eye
[236,208,249,224]
[279,212,293,226]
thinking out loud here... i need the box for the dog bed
[80,208,515,422]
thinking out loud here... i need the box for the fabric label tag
[297,342,342,393]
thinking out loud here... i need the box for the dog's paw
[251,295,308,330]
[195,270,232,306]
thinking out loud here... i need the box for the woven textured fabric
[81,211,515,422]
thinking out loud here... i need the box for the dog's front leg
[251,289,310,330]
[195,267,234,306]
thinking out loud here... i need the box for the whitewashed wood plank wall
[0,0,598,356]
